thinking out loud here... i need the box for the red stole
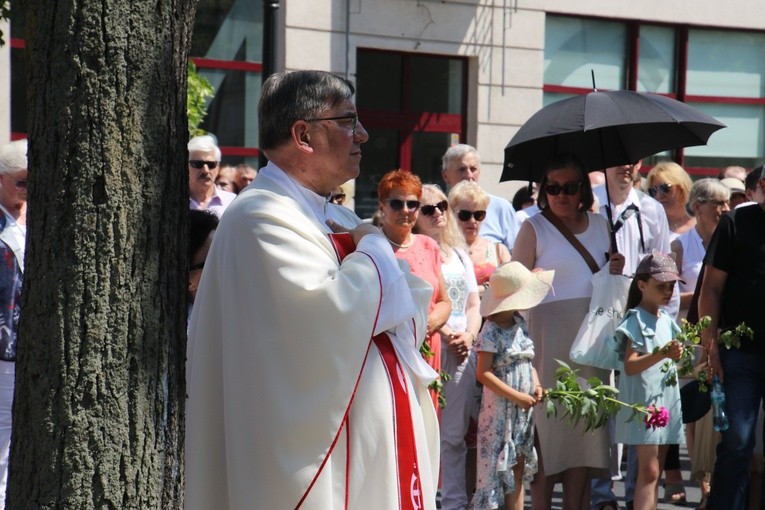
[326,232,424,510]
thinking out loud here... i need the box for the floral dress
[471,316,538,509]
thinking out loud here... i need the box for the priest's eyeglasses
[304,113,359,135]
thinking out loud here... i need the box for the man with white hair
[0,139,28,510]
[440,144,521,252]
[188,135,236,217]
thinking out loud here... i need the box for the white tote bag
[569,267,631,370]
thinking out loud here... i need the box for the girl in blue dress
[614,252,686,510]
[471,262,554,510]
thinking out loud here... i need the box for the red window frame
[356,49,468,172]
[543,16,765,176]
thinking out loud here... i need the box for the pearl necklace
[383,230,414,249]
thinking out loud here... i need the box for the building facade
[3,0,764,216]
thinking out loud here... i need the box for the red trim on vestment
[345,421,351,510]
[295,234,384,509]
[373,333,424,510]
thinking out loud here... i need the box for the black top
[704,203,765,355]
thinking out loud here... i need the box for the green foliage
[428,370,452,409]
[187,61,215,137]
[543,360,651,432]
[718,321,753,351]
[0,1,10,47]
[654,316,753,392]
[421,339,451,408]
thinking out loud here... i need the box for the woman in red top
[378,170,452,411]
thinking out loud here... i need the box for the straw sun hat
[480,262,555,317]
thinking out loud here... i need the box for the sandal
[664,482,687,504]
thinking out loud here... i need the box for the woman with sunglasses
[671,179,730,510]
[646,162,695,239]
[448,181,511,295]
[415,184,482,510]
[512,154,621,510]
[377,170,452,412]
[645,161,697,505]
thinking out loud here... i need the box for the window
[544,15,765,174]
[8,0,264,164]
[355,49,467,219]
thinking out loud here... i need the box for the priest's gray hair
[0,139,28,175]
[258,70,355,151]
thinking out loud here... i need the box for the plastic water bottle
[711,375,730,432]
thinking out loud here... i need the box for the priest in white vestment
[185,70,440,510]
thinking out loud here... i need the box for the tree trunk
[8,0,196,508]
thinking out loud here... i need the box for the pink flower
[643,405,670,430]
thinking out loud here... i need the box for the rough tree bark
[7,0,197,507]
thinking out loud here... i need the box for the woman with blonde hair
[448,181,511,296]
[646,161,695,238]
[416,184,482,510]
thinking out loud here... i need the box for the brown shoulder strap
[541,208,600,274]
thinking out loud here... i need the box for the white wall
[280,0,765,198]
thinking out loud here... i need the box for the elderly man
[185,71,440,510]
[440,144,521,252]
[188,134,236,217]
[0,140,27,510]
[700,167,765,510]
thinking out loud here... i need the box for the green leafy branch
[421,339,451,408]
[542,360,654,432]
[654,316,753,391]
[187,61,215,137]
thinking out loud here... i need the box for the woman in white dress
[512,154,624,510]
[416,184,482,510]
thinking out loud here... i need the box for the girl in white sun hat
[471,262,554,510]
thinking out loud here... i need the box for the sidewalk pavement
[525,444,702,509]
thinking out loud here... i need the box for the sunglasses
[189,160,219,170]
[330,193,346,204]
[647,183,672,198]
[697,198,729,208]
[190,261,205,271]
[420,200,448,217]
[14,180,27,189]
[304,113,359,135]
[544,182,582,196]
[457,209,486,222]
[388,199,421,212]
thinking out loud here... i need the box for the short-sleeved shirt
[481,193,522,253]
[704,203,765,355]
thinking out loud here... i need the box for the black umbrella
[501,90,726,183]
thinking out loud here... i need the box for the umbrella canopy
[501,90,726,182]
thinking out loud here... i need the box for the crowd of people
[183,70,764,510]
[2,69,761,510]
